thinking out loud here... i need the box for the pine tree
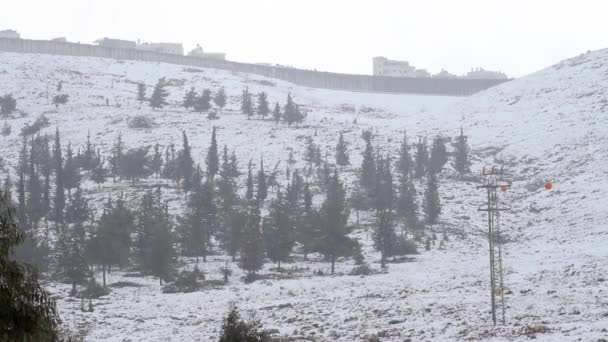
[422,172,441,225]
[272,102,281,124]
[0,190,60,340]
[256,92,270,119]
[335,132,350,167]
[194,89,212,113]
[239,200,264,279]
[149,77,169,110]
[80,132,96,171]
[150,142,163,178]
[241,88,253,118]
[218,306,270,342]
[90,194,133,286]
[109,133,124,182]
[63,143,81,198]
[453,127,471,175]
[283,93,297,125]
[52,94,69,109]
[256,159,267,203]
[245,160,254,203]
[134,190,175,284]
[0,94,17,116]
[179,131,194,193]
[90,160,108,187]
[372,209,397,268]
[207,126,219,179]
[137,83,146,103]
[318,171,351,275]
[53,128,65,224]
[214,87,227,112]
[396,173,419,238]
[183,87,197,111]
[296,182,320,260]
[1,121,11,139]
[263,191,294,271]
[179,169,208,263]
[396,132,413,180]
[430,136,448,174]
[55,222,90,294]
[414,137,429,178]
[65,186,89,224]
[27,140,44,229]
[359,130,376,193]
[120,147,151,184]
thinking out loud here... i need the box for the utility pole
[477,166,510,326]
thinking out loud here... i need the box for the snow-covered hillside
[1,50,607,341]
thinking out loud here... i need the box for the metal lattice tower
[477,166,510,326]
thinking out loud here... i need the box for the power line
[477,166,510,326]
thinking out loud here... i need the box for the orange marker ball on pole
[544,182,552,190]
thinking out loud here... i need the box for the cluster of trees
[6,121,471,291]
[240,89,305,125]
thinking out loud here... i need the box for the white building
[372,56,430,78]
[433,69,457,79]
[188,45,226,60]
[95,38,136,49]
[0,29,20,39]
[464,67,507,80]
[137,42,184,55]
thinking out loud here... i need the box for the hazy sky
[2,0,607,77]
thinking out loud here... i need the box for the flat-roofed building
[95,37,136,49]
[137,42,184,55]
[188,45,226,60]
[0,29,20,39]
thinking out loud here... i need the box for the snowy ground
[1,50,607,341]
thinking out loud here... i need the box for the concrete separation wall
[0,38,508,96]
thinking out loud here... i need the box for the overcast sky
[2,0,607,77]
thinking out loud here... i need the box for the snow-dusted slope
[0,50,607,341]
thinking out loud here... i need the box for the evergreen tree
[90,194,133,286]
[150,142,163,178]
[396,173,419,238]
[245,160,254,203]
[283,93,297,125]
[55,222,89,294]
[414,137,429,178]
[26,141,44,229]
[335,132,350,167]
[373,154,394,212]
[108,133,124,182]
[240,88,253,118]
[0,190,60,340]
[453,127,471,174]
[422,172,441,225]
[65,186,89,224]
[256,159,267,203]
[62,143,81,198]
[90,160,108,187]
[239,200,264,278]
[318,171,351,274]
[119,147,151,184]
[263,191,294,271]
[179,132,194,193]
[0,94,17,116]
[182,87,197,111]
[52,128,65,224]
[207,126,219,179]
[296,182,320,260]
[396,132,413,180]
[256,92,270,118]
[80,132,96,171]
[218,306,270,342]
[372,209,397,268]
[137,83,146,103]
[359,130,376,193]
[272,102,281,124]
[194,89,212,113]
[134,190,175,285]
[149,77,169,110]
[179,169,208,263]
[214,87,227,112]
[429,136,448,174]
[1,121,11,139]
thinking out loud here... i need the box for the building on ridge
[0,29,20,39]
[188,44,226,60]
